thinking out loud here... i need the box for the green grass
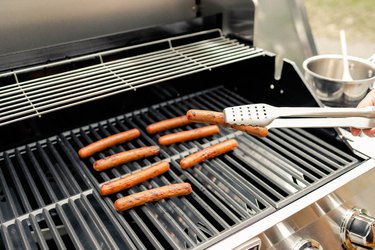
[304,0,375,42]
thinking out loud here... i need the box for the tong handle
[276,106,375,118]
[268,117,375,129]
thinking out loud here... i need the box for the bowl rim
[302,54,375,83]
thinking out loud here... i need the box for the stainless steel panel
[253,0,317,75]
[258,161,375,249]
[0,0,195,55]
[198,0,255,40]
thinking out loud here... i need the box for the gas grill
[1,1,375,250]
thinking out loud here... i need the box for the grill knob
[341,208,375,249]
[293,239,323,250]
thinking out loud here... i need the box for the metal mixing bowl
[303,54,375,107]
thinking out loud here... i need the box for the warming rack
[0,29,264,127]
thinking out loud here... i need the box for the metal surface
[337,128,375,159]
[257,159,375,250]
[210,158,375,249]
[0,86,363,249]
[223,104,375,126]
[253,0,317,76]
[0,0,195,56]
[303,54,375,107]
[197,0,255,40]
[266,117,375,129]
[0,0,257,72]
[0,29,263,127]
[293,239,322,250]
[340,208,375,249]
[0,1,370,249]
[340,30,353,82]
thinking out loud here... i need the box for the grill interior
[0,86,361,249]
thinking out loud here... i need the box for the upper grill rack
[0,29,264,127]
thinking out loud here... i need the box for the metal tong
[223,103,375,129]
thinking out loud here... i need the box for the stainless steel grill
[0,86,361,249]
[1,1,375,248]
[0,29,263,127]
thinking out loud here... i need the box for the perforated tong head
[223,103,375,129]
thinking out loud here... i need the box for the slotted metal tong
[223,103,375,129]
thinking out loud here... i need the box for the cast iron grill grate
[0,86,361,249]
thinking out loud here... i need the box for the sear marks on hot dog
[186,109,268,137]
[146,115,192,134]
[158,125,220,145]
[78,128,141,158]
[186,109,224,125]
[100,161,170,196]
[180,139,238,169]
[93,146,160,171]
[114,183,192,212]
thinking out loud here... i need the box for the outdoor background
[304,0,375,59]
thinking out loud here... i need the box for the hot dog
[100,161,170,196]
[146,115,192,134]
[180,139,238,169]
[186,110,268,137]
[93,146,160,171]
[78,128,141,158]
[114,183,192,212]
[158,125,220,145]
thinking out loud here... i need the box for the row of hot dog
[78,109,265,212]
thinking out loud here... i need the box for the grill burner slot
[0,86,361,249]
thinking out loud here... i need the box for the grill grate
[0,142,91,223]
[0,29,264,127]
[0,86,361,249]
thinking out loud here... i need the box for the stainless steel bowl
[303,54,375,107]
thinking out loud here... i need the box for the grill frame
[0,85,363,249]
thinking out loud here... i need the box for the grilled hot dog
[78,128,141,158]
[180,139,238,169]
[158,125,219,145]
[93,146,160,171]
[100,161,170,196]
[146,115,192,134]
[114,183,192,212]
[186,110,268,137]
